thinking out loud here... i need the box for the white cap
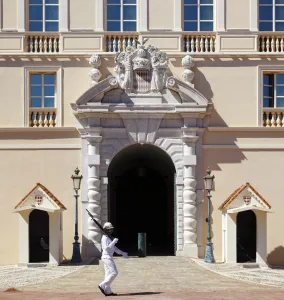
[103,222,114,230]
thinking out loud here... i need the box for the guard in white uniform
[98,222,128,297]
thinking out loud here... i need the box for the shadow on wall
[267,246,284,266]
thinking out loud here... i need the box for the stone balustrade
[183,34,216,53]
[263,109,284,127]
[259,35,284,53]
[105,34,139,52]
[26,35,60,53]
[30,110,57,127]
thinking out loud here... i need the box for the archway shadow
[267,246,284,267]
[108,144,176,256]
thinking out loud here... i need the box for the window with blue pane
[259,0,284,31]
[184,0,214,32]
[30,73,56,108]
[29,0,59,32]
[107,0,137,32]
[263,74,284,107]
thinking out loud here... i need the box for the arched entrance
[29,210,49,263]
[236,210,256,263]
[108,144,176,256]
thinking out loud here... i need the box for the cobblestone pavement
[0,257,284,300]
[192,258,284,287]
[0,264,84,290]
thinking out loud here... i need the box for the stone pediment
[219,182,272,213]
[73,43,209,109]
[14,183,66,213]
[73,76,208,108]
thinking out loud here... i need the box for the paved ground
[1,257,284,299]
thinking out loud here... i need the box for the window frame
[106,0,138,32]
[28,0,59,32]
[24,66,62,127]
[259,0,284,32]
[263,73,284,108]
[258,66,284,126]
[183,0,215,32]
[30,73,57,109]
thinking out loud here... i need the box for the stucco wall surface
[0,149,81,265]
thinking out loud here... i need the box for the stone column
[182,127,199,257]
[87,136,102,257]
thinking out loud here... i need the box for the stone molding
[120,113,164,144]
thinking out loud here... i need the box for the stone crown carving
[114,43,169,94]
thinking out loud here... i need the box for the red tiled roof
[219,182,271,210]
[15,183,67,210]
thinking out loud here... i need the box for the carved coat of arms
[114,42,169,94]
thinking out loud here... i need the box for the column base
[182,244,198,258]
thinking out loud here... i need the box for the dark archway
[108,144,176,256]
[236,210,256,263]
[29,209,49,263]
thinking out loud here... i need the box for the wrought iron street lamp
[203,168,215,263]
[71,167,83,263]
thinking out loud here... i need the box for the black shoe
[98,285,106,296]
[106,293,117,296]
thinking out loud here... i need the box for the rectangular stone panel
[220,36,257,51]
[62,36,103,51]
[0,37,23,52]
[142,36,181,51]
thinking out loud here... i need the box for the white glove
[113,238,119,244]
[123,252,129,259]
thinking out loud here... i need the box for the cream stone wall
[2,58,284,128]
[148,0,174,30]
[69,0,96,31]
[203,147,284,265]
[0,148,81,265]
[225,0,250,30]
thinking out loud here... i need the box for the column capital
[86,136,103,144]
[181,127,199,143]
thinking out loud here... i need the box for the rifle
[86,209,115,241]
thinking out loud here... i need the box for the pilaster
[217,0,225,32]
[173,0,182,31]
[59,0,69,32]
[86,133,103,257]
[182,126,199,258]
[250,0,258,31]
[139,0,148,31]
[17,0,25,32]
[95,0,104,31]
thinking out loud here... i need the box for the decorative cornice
[0,127,77,133]
[207,127,284,132]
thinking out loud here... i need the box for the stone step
[242,263,260,269]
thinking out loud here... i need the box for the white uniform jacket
[101,235,124,259]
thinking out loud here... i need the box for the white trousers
[100,257,118,295]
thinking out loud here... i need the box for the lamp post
[203,168,215,263]
[71,167,83,263]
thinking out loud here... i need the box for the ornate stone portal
[71,43,211,258]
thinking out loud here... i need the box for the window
[107,0,137,32]
[263,74,284,107]
[29,0,59,32]
[259,0,284,31]
[30,73,56,108]
[184,0,214,31]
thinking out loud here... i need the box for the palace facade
[0,0,283,266]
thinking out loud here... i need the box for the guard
[98,222,128,296]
